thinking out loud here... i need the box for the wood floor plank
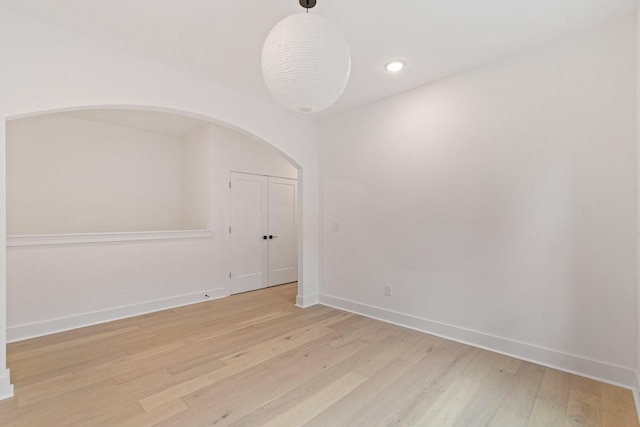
[162,336,370,426]
[413,375,483,427]
[117,400,188,427]
[566,389,604,427]
[388,345,483,427]
[453,366,516,427]
[600,382,640,427]
[537,367,572,407]
[341,340,475,426]
[489,408,529,427]
[497,362,545,420]
[231,333,408,426]
[304,359,414,427]
[139,323,337,411]
[527,397,567,427]
[0,283,636,426]
[259,371,368,427]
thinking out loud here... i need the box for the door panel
[268,177,298,286]
[230,172,268,294]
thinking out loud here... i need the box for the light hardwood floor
[0,283,637,426]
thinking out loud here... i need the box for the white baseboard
[296,293,319,308]
[633,387,640,424]
[635,371,640,423]
[320,294,637,390]
[7,288,228,343]
[0,369,13,401]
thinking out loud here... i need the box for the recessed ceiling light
[385,61,405,73]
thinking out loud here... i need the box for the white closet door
[267,177,298,286]
[230,172,268,294]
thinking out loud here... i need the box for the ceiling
[62,109,208,138]
[1,0,637,117]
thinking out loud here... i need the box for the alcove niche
[5,108,300,341]
[6,109,297,241]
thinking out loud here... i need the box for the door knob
[269,235,278,239]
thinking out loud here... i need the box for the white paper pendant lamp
[262,2,351,113]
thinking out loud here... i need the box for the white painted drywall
[636,10,640,394]
[7,114,184,234]
[7,236,220,330]
[320,17,637,386]
[0,7,319,396]
[181,125,212,230]
[209,123,298,180]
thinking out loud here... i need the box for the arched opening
[4,106,303,342]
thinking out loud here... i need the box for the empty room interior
[1,0,640,425]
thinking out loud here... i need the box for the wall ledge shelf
[7,230,214,247]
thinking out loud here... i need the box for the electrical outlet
[384,284,393,296]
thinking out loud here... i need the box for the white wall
[181,125,212,230]
[0,7,319,398]
[210,123,298,180]
[7,114,184,234]
[636,9,640,393]
[320,17,637,387]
